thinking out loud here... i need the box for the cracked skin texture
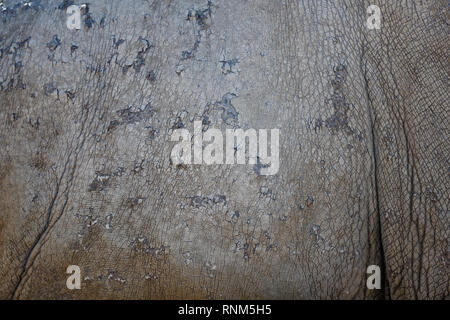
[0,0,448,299]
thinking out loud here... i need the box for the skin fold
[0,0,448,299]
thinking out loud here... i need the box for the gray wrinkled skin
[0,0,448,299]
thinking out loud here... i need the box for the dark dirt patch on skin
[324,64,354,135]
[30,153,49,171]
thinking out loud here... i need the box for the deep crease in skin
[0,0,448,299]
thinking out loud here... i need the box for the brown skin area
[0,0,448,299]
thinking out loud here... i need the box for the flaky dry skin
[0,0,448,299]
